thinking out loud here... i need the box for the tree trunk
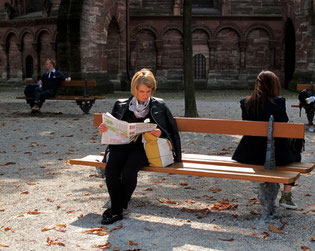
[183,0,198,117]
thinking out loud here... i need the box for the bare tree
[183,0,198,117]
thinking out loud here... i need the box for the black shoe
[102,208,112,217]
[101,213,123,225]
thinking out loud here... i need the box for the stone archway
[284,18,296,89]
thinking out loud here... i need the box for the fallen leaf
[17,214,24,217]
[46,198,54,202]
[185,200,196,204]
[209,188,222,192]
[310,237,315,241]
[262,232,269,239]
[179,182,188,186]
[152,180,162,183]
[27,209,41,215]
[159,198,178,205]
[211,200,238,211]
[269,224,283,234]
[144,227,151,231]
[302,209,315,214]
[56,224,66,227]
[78,214,83,219]
[129,240,138,246]
[250,210,259,215]
[66,210,74,214]
[304,193,312,197]
[0,162,16,166]
[181,207,211,218]
[41,227,54,231]
[279,219,287,230]
[91,242,111,249]
[84,193,91,196]
[0,243,9,247]
[55,228,66,232]
[110,224,123,232]
[19,167,25,170]
[21,191,29,194]
[26,182,37,186]
[99,184,104,188]
[144,188,153,191]
[301,246,311,251]
[97,231,109,236]
[0,209,5,212]
[218,238,234,241]
[4,227,11,231]
[83,228,103,233]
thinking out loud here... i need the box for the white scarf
[129,97,150,118]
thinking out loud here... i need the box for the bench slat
[296,84,315,91]
[60,80,96,87]
[98,151,313,173]
[93,113,304,139]
[17,96,105,101]
[70,155,300,184]
[182,153,315,173]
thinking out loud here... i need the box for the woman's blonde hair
[131,68,156,98]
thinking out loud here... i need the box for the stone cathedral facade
[0,0,315,92]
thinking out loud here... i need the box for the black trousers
[24,84,56,105]
[305,104,315,126]
[105,146,148,215]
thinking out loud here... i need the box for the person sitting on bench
[298,86,315,132]
[232,70,302,210]
[24,58,71,112]
[98,68,181,225]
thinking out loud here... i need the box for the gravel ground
[0,86,314,251]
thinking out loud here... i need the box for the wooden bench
[70,113,314,220]
[16,80,105,114]
[291,83,314,108]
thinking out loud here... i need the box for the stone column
[16,42,23,80]
[129,40,137,70]
[208,39,217,70]
[1,43,8,80]
[269,40,277,69]
[32,42,40,79]
[239,40,247,69]
[154,39,163,70]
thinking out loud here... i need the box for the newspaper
[101,112,157,145]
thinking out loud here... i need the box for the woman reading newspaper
[98,68,181,224]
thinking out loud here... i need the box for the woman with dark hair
[232,70,301,209]
[98,68,182,224]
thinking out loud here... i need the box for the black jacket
[110,96,182,162]
[41,70,66,93]
[232,97,300,165]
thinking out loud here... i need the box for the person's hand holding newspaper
[98,112,160,145]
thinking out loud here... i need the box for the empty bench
[70,113,314,220]
[16,80,104,114]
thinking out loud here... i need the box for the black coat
[110,96,182,162]
[232,97,301,165]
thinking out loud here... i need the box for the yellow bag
[142,132,174,167]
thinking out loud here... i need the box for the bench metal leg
[258,182,280,222]
[76,100,95,114]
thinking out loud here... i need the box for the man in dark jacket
[24,58,71,112]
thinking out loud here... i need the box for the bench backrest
[296,84,315,91]
[25,79,96,87]
[93,113,304,139]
